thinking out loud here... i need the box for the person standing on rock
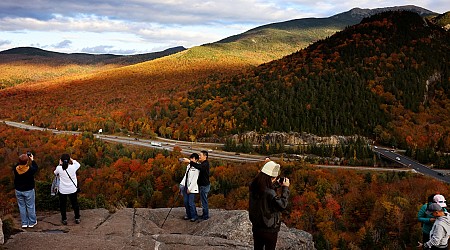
[184,150,210,220]
[13,152,38,228]
[248,161,290,250]
[180,153,200,222]
[54,154,80,225]
[418,203,450,249]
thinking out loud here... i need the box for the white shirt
[54,160,80,194]
[180,164,199,193]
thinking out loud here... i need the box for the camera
[278,177,285,185]
[27,151,32,157]
[178,158,185,162]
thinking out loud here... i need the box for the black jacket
[189,160,210,186]
[13,161,38,191]
[248,186,289,233]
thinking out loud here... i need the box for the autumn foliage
[1,124,449,249]
[1,12,450,248]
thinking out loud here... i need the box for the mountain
[150,11,450,150]
[0,46,186,89]
[0,7,445,150]
[432,11,450,30]
[207,6,436,62]
[334,5,436,19]
[0,46,186,65]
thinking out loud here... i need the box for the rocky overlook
[2,208,314,249]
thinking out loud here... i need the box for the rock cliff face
[229,131,366,146]
[0,218,4,245]
[3,208,314,249]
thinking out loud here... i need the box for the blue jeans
[182,188,198,220]
[15,189,37,227]
[200,184,210,219]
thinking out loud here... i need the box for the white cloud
[0,40,11,46]
[52,40,72,49]
[0,0,448,54]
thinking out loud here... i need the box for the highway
[3,120,449,181]
[373,146,450,184]
[1,120,263,163]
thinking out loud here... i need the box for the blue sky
[0,0,448,55]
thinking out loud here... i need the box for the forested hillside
[152,11,450,151]
[433,11,450,28]
[0,8,445,154]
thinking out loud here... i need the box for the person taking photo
[54,154,81,225]
[248,161,290,250]
[13,152,38,228]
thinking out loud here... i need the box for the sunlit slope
[0,46,185,89]
[0,58,121,90]
[0,45,272,131]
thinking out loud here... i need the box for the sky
[0,1,448,55]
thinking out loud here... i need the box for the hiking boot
[75,219,81,224]
[62,220,67,225]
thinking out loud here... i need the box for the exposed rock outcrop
[229,131,366,146]
[0,217,4,245]
[3,208,314,249]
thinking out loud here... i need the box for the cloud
[81,45,114,54]
[81,45,137,55]
[0,0,447,54]
[0,0,446,28]
[52,40,72,49]
[0,39,11,46]
[0,1,304,25]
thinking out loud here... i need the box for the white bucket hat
[261,161,280,177]
[434,194,447,207]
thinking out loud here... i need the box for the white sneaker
[21,225,28,228]
[28,221,37,228]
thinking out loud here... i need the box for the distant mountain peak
[333,5,436,21]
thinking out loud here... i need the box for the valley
[1,6,450,249]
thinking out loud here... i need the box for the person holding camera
[248,161,290,250]
[184,150,210,220]
[54,154,80,225]
[180,153,200,222]
[13,152,38,228]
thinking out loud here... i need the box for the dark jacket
[13,161,38,191]
[248,185,290,233]
[190,160,210,186]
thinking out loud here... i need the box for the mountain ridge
[0,6,447,150]
[151,11,450,150]
[215,5,436,45]
[0,46,187,65]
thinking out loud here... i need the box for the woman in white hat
[248,161,290,250]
